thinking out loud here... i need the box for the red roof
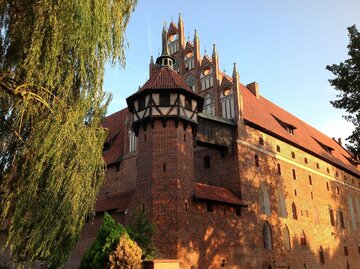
[102,109,128,165]
[241,85,360,176]
[138,66,192,92]
[95,190,135,213]
[194,183,247,206]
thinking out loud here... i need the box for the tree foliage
[327,25,360,156]
[109,234,142,269]
[80,212,140,269]
[0,0,137,268]
[127,210,156,260]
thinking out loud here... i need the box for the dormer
[313,137,334,155]
[272,114,297,135]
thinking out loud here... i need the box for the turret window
[138,96,145,110]
[159,92,170,106]
[185,96,191,110]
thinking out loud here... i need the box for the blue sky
[104,0,360,142]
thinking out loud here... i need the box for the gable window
[272,114,297,135]
[220,86,235,119]
[159,92,170,106]
[185,74,196,92]
[313,137,334,155]
[138,96,145,110]
[201,66,214,90]
[292,202,298,220]
[204,155,210,169]
[263,222,272,250]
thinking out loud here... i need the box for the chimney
[247,82,259,99]
[338,138,342,147]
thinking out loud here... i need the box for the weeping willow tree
[0,0,137,268]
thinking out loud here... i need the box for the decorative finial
[150,55,154,66]
[212,44,217,57]
[232,62,239,79]
[171,16,174,23]
[187,32,190,41]
[178,13,183,23]
[194,29,198,41]
[161,24,170,56]
[223,64,226,73]
[204,45,207,55]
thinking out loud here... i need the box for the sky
[104,0,360,142]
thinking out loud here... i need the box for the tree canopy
[0,0,137,268]
[327,25,360,156]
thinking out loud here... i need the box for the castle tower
[126,26,204,258]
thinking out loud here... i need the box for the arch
[276,188,287,218]
[300,229,306,246]
[220,86,234,119]
[292,202,298,220]
[259,183,271,216]
[203,94,215,115]
[282,225,291,250]
[263,222,272,250]
[347,195,356,229]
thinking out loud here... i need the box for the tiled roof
[138,67,193,93]
[95,190,135,213]
[102,109,128,165]
[241,85,360,177]
[194,183,247,206]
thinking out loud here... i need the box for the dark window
[255,155,260,167]
[235,206,241,216]
[185,96,191,110]
[103,142,110,152]
[326,182,330,191]
[304,157,308,164]
[163,163,166,172]
[159,92,170,106]
[144,134,147,142]
[300,230,306,246]
[327,167,330,173]
[292,169,296,180]
[336,171,339,177]
[329,207,335,226]
[184,133,186,142]
[358,246,360,255]
[277,163,281,175]
[259,137,264,146]
[185,201,188,211]
[344,175,347,181]
[311,192,314,199]
[339,211,345,228]
[292,202,298,220]
[316,163,320,169]
[138,96,145,110]
[344,246,348,256]
[294,189,297,196]
[336,186,340,195]
[204,155,210,169]
[309,175,312,185]
[291,151,295,158]
[207,202,213,212]
[276,145,281,152]
[116,163,120,172]
[319,246,325,264]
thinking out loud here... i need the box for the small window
[138,96,145,110]
[259,137,264,146]
[255,155,260,167]
[357,246,360,255]
[327,167,330,174]
[326,182,329,191]
[185,201,189,211]
[304,157,308,164]
[300,230,306,246]
[336,171,339,177]
[207,202,213,212]
[204,155,210,169]
[263,222,272,250]
[291,151,295,158]
[316,163,320,169]
[163,163,166,172]
[185,96,191,110]
[339,210,345,228]
[329,207,335,226]
[336,186,340,195]
[292,202,298,220]
[159,92,170,106]
[319,246,325,264]
[235,206,241,216]
[292,169,296,180]
[294,189,297,196]
[184,133,186,142]
[344,175,347,181]
[276,145,281,152]
[103,142,110,152]
[309,175,312,185]
[310,192,313,199]
[277,163,281,175]
[344,246,348,256]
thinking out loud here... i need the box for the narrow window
[291,151,295,158]
[144,134,147,142]
[329,207,335,226]
[294,189,297,196]
[184,133,186,142]
[309,175,312,185]
[311,192,313,200]
[138,96,145,110]
[358,246,360,255]
[336,171,339,177]
[319,246,325,264]
[344,175,347,181]
[276,145,281,152]
[277,163,281,175]
[207,202,213,212]
[276,188,287,218]
[159,92,170,106]
[259,184,271,216]
[259,137,264,146]
[326,182,329,191]
[185,96,191,110]
[316,162,320,169]
[255,155,260,167]
[283,225,291,251]
[204,155,210,169]
[304,157,308,164]
[116,163,120,172]
[327,167,330,174]
[344,246,348,256]
[300,230,306,246]
[339,210,345,228]
[263,222,272,250]
[292,202,298,220]
[336,186,340,195]
[347,261,350,269]
[235,206,241,216]
[163,163,166,172]
[185,201,189,212]
[292,169,296,180]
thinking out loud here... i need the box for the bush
[108,234,142,269]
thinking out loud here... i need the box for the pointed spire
[193,29,198,42]
[178,13,183,24]
[161,24,170,56]
[232,63,238,77]
[150,55,154,66]
[212,44,217,58]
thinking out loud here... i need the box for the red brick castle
[68,16,360,269]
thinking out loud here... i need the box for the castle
[70,16,360,269]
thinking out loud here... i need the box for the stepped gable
[241,84,360,177]
[95,190,135,213]
[102,108,127,165]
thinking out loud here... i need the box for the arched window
[168,32,179,54]
[203,94,215,115]
[300,230,307,246]
[319,246,325,264]
[200,65,213,90]
[313,205,320,224]
[220,86,235,119]
[185,74,196,92]
[347,195,356,229]
[259,183,271,216]
[184,50,194,71]
[129,130,137,152]
[292,202,298,220]
[276,188,287,218]
[355,198,360,221]
[255,155,260,167]
[263,222,272,250]
[282,225,291,250]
